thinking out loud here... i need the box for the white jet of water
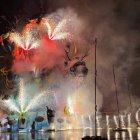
[88,115,92,129]
[120,115,126,128]
[128,129,133,140]
[122,131,126,140]
[106,115,110,128]
[107,129,111,140]
[138,127,140,139]
[114,115,119,128]
[24,91,46,112]
[18,79,26,113]
[81,115,85,129]
[136,109,140,127]
[127,113,131,128]
[96,116,100,128]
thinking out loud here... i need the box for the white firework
[3,99,20,113]
[1,79,51,114]
[45,19,71,40]
[9,30,39,50]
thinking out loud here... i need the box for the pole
[113,65,121,128]
[95,38,97,136]
[81,38,107,140]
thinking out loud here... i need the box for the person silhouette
[46,106,55,124]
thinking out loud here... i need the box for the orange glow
[74,43,77,55]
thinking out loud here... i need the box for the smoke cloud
[43,0,140,113]
[0,0,140,116]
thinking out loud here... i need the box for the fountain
[0,79,51,132]
[136,109,140,127]
[120,115,126,128]
[127,113,131,128]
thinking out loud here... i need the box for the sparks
[67,96,74,114]
[45,19,71,41]
[1,79,50,114]
[9,31,39,51]
[3,99,20,113]
[24,91,46,112]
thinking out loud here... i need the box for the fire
[74,43,77,55]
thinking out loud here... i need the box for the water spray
[114,115,119,128]
[127,113,131,128]
[106,115,110,129]
[120,115,126,128]
[96,116,101,129]
[136,109,140,127]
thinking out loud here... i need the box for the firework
[1,79,51,114]
[3,98,20,113]
[45,18,71,40]
[9,18,43,51]
[9,31,39,51]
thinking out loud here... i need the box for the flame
[74,42,77,55]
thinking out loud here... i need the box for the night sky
[0,0,140,113]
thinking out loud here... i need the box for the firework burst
[9,17,71,51]
[3,98,20,113]
[9,31,39,51]
[45,18,71,40]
